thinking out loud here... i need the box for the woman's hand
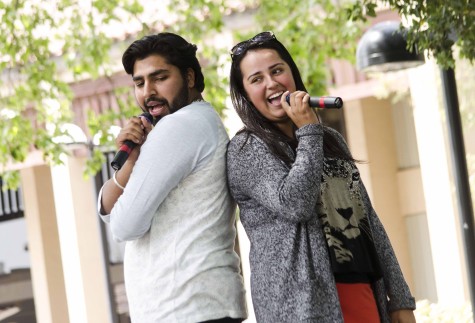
[280,90,319,128]
[390,309,416,323]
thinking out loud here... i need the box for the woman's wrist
[296,123,323,136]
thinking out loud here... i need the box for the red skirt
[336,283,380,323]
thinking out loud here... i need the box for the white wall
[0,218,30,273]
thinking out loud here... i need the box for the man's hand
[115,115,153,162]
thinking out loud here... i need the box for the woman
[226,31,416,323]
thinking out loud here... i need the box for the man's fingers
[141,115,154,134]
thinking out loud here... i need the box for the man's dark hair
[122,32,205,92]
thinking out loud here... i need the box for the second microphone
[285,93,343,109]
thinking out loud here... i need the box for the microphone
[111,112,153,171]
[285,93,343,109]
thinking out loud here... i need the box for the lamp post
[356,20,475,315]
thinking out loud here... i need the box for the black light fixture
[357,20,475,315]
[356,21,425,73]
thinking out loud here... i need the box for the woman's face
[239,48,296,124]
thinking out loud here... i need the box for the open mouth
[267,91,284,106]
[148,105,165,116]
[146,99,168,117]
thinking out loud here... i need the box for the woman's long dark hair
[229,34,355,165]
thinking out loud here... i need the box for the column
[20,165,69,323]
[408,61,466,305]
[50,149,114,323]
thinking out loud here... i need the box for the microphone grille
[140,112,154,124]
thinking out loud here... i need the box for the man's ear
[186,68,195,89]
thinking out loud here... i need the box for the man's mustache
[145,96,168,108]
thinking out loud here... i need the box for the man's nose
[144,82,157,97]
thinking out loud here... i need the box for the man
[98,32,247,323]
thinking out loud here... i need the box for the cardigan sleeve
[227,123,324,223]
[362,184,416,311]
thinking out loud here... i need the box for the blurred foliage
[347,1,475,69]
[250,0,362,96]
[85,86,139,175]
[414,299,472,322]
[0,0,144,188]
[0,0,363,189]
[2,0,473,190]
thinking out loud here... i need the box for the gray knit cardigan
[226,123,415,323]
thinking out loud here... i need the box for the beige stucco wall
[343,97,414,290]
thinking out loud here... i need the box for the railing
[0,179,24,222]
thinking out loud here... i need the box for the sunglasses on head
[230,31,276,60]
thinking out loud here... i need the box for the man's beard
[143,78,190,117]
[168,81,190,114]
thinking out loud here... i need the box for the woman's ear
[186,68,195,89]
